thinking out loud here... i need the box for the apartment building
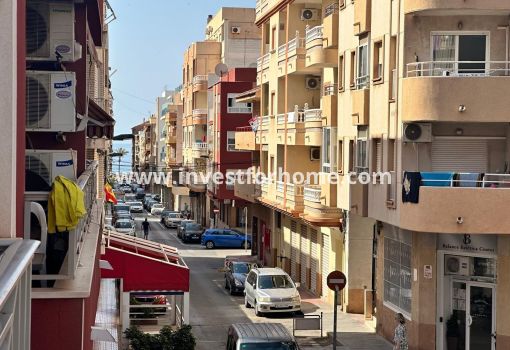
[207,68,257,229]
[181,7,261,226]
[131,121,146,171]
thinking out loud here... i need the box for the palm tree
[114,147,128,174]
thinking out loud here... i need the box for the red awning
[101,231,189,292]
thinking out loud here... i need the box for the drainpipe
[283,3,290,209]
[497,25,509,75]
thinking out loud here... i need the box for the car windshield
[132,202,142,206]
[232,263,250,274]
[169,213,182,218]
[114,206,130,212]
[240,342,297,349]
[258,275,295,289]
[115,222,132,229]
[153,204,163,208]
[186,223,201,231]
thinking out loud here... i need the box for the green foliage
[124,325,196,350]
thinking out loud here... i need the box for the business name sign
[437,234,497,255]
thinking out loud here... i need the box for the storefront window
[384,236,412,315]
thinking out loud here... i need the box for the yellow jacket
[48,175,87,234]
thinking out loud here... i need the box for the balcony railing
[192,109,208,117]
[356,75,370,89]
[276,181,304,196]
[227,106,253,114]
[324,2,340,17]
[414,172,510,188]
[192,75,208,85]
[260,115,270,129]
[257,53,271,71]
[304,107,323,122]
[255,0,269,16]
[306,26,323,44]
[278,36,306,59]
[304,185,322,203]
[324,83,338,96]
[192,142,208,150]
[406,61,510,78]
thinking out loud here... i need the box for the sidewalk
[296,289,393,350]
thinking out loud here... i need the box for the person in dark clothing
[142,218,150,239]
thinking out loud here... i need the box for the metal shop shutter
[310,229,319,293]
[290,221,299,281]
[321,233,330,297]
[432,138,488,173]
[300,225,309,287]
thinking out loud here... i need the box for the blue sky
[109,0,255,135]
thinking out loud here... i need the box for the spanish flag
[104,183,117,204]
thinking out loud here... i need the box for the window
[356,44,369,89]
[349,50,356,88]
[321,128,338,173]
[373,138,382,173]
[227,131,236,151]
[355,127,368,173]
[276,212,281,229]
[339,54,345,91]
[384,233,412,316]
[373,40,383,81]
[271,26,277,51]
[389,36,397,100]
[348,140,354,172]
[227,93,252,114]
[338,140,344,173]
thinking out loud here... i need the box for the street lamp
[244,206,248,252]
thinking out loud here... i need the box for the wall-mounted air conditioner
[310,147,321,161]
[26,1,81,62]
[445,255,470,276]
[305,76,321,90]
[231,26,241,34]
[403,123,432,143]
[26,71,76,132]
[300,8,320,21]
[25,149,77,192]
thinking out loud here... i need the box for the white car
[150,203,165,215]
[244,267,301,316]
[114,219,135,235]
[164,212,183,228]
[127,201,143,213]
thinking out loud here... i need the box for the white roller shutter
[432,138,488,173]
[300,225,309,288]
[290,221,299,281]
[321,233,330,297]
[310,229,319,293]
[375,140,382,172]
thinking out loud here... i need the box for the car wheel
[254,301,263,317]
[244,295,251,308]
[205,241,215,249]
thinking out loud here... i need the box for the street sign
[327,271,347,350]
[327,271,347,291]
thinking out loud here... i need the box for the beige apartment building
[181,7,260,225]
[235,1,510,349]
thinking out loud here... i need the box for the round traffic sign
[327,271,347,291]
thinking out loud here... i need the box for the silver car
[244,267,301,316]
[226,323,298,349]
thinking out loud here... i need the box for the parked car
[244,267,301,316]
[143,195,154,209]
[160,210,174,223]
[152,194,161,201]
[113,204,130,213]
[127,201,143,213]
[124,193,137,202]
[177,219,195,238]
[226,323,298,350]
[164,212,183,228]
[147,200,159,212]
[224,261,252,295]
[114,219,135,235]
[151,203,165,215]
[135,187,146,200]
[181,222,204,243]
[201,229,251,249]
[116,213,135,225]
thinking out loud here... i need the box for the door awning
[101,231,189,292]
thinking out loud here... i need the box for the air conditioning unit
[403,123,432,143]
[26,1,81,62]
[25,149,77,192]
[26,70,76,132]
[305,77,321,90]
[231,26,241,34]
[445,255,470,276]
[300,8,320,21]
[310,147,321,161]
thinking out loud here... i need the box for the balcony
[354,0,371,36]
[303,184,342,226]
[305,25,338,68]
[322,84,338,126]
[351,87,370,125]
[277,34,320,77]
[192,142,209,158]
[235,126,259,151]
[165,112,177,123]
[234,177,261,203]
[192,75,208,92]
[275,181,305,214]
[0,240,39,350]
[404,0,510,14]
[337,173,369,216]
[255,0,281,23]
[323,3,339,49]
[255,115,271,145]
[400,173,510,234]
[276,111,305,145]
[166,134,177,144]
[403,61,510,123]
[192,109,207,124]
[303,106,323,146]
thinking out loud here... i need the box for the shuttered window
[310,229,319,294]
[432,138,488,173]
[321,233,330,298]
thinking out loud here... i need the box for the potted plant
[446,312,460,350]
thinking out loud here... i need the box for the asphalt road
[130,211,300,350]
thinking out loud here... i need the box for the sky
[109,0,255,136]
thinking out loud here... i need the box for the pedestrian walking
[142,218,150,240]
[393,313,408,350]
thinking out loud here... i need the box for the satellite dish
[215,63,229,77]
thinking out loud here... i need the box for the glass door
[467,284,495,350]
